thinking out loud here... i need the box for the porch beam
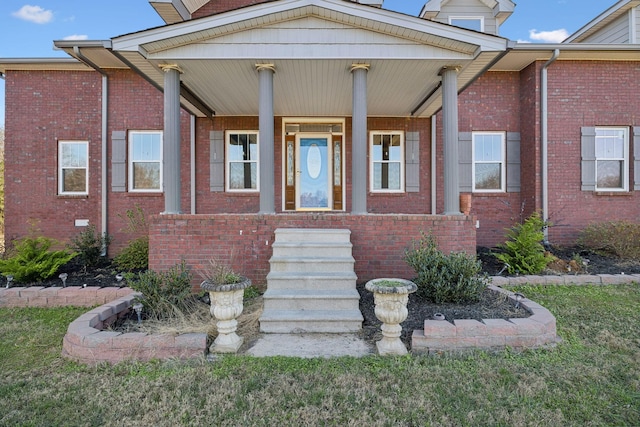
[441,66,461,215]
[351,63,370,214]
[257,63,276,214]
[161,64,182,214]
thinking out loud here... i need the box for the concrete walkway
[245,333,374,358]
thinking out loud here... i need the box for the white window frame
[472,131,506,193]
[226,131,260,192]
[128,130,163,193]
[449,16,484,32]
[58,140,89,196]
[369,131,405,193]
[595,127,629,191]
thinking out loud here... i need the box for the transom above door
[283,120,344,211]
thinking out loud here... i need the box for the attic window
[449,16,484,32]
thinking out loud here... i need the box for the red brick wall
[519,62,542,218]
[192,0,274,18]
[148,213,477,286]
[367,117,433,214]
[545,61,640,244]
[4,70,103,244]
[193,116,433,215]
[433,71,524,247]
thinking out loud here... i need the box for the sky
[0,0,620,127]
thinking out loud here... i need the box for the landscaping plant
[68,224,112,268]
[578,220,640,260]
[494,211,553,275]
[404,232,487,303]
[0,236,76,283]
[126,261,194,320]
[113,206,149,271]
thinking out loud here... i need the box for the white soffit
[108,0,507,117]
[491,44,640,71]
[0,58,91,72]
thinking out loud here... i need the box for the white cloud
[63,34,88,41]
[12,5,53,24]
[528,28,569,43]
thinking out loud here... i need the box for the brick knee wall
[411,285,559,353]
[0,286,134,308]
[60,293,208,365]
[0,287,208,365]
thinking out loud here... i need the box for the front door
[297,134,331,210]
[284,132,343,211]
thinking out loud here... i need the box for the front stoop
[259,228,364,333]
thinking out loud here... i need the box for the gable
[151,16,474,60]
[421,0,514,34]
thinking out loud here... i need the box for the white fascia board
[512,42,640,51]
[113,0,506,55]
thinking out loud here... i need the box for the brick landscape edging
[61,292,207,365]
[412,284,559,353]
[0,286,134,308]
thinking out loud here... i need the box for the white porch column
[351,64,370,214]
[256,64,276,214]
[441,66,461,215]
[161,64,182,214]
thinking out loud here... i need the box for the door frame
[282,118,345,212]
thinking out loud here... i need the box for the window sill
[57,194,89,199]
[126,192,163,197]
[594,191,632,197]
[225,191,259,196]
[369,192,406,196]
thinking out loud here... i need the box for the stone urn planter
[365,278,417,356]
[201,277,252,353]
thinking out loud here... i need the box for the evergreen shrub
[68,224,112,268]
[0,236,76,283]
[404,233,488,304]
[494,211,553,275]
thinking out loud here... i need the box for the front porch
[148,212,476,286]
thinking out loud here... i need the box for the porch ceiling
[55,0,508,118]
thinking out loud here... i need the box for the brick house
[1,0,639,286]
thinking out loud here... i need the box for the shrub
[126,261,193,320]
[404,233,488,304]
[494,211,553,275]
[113,206,149,271]
[578,220,640,260]
[113,237,148,271]
[68,224,112,268]
[0,236,76,283]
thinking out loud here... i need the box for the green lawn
[1,284,638,426]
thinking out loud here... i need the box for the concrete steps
[259,228,363,333]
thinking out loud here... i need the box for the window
[449,16,484,32]
[226,131,259,191]
[473,132,505,192]
[129,131,162,192]
[370,131,404,192]
[595,127,628,191]
[59,141,88,195]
